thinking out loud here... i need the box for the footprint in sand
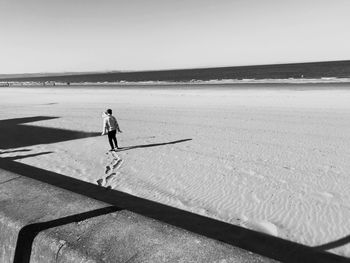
[112,159,123,170]
[105,173,117,185]
[105,166,111,174]
[106,172,116,180]
[97,152,123,188]
[96,178,105,186]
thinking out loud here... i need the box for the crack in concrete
[124,252,139,263]
[0,176,21,185]
[55,241,67,263]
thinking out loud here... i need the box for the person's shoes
[109,149,115,152]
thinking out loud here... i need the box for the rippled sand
[1,85,350,257]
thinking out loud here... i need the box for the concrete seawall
[0,168,272,263]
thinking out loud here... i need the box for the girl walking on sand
[102,109,122,151]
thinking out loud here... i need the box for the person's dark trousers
[107,129,118,149]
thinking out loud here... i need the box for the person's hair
[106,109,112,114]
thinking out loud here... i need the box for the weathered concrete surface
[0,168,274,263]
[30,211,272,263]
[0,169,110,263]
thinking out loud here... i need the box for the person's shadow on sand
[0,116,100,150]
[116,138,192,152]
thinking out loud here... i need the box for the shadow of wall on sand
[314,235,350,252]
[0,159,348,263]
[0,116,100,149]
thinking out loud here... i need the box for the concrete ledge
[0,168,273,263]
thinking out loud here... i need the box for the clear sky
[1,0,350,74]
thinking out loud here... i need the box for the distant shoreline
[2,80,350,91]
[1,60,350,85]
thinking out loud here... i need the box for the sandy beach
[1,85,350,257]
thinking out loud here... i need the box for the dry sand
[1,85,350,257]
